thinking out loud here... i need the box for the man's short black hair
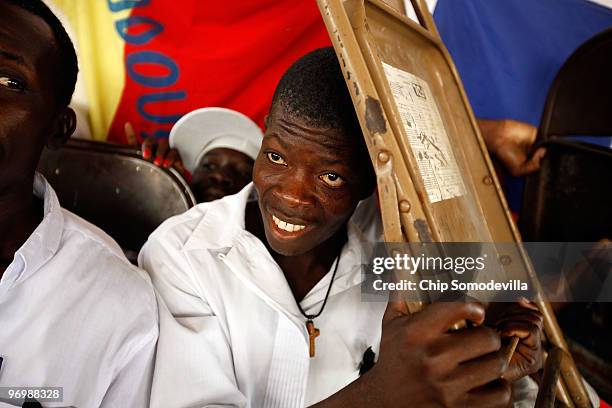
[6,0,78,107]
[271,46,376,194]
[271,47,361,138]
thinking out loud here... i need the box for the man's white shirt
[140,183,540,408]
[0,174,158,408]
[140,183,385,407]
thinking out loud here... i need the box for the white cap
[169,107,264,173]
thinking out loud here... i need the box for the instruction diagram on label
[382,62,466,203]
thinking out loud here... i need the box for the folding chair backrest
[38,139,196,262]
[539,28,612,139]
[521,29,612,242]
[317,1,592,405]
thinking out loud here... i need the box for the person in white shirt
[140,47,545,407]
[0,1,157,406]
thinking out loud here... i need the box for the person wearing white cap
[173,107,263,202]
[142,107,263,202]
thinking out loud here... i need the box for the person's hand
[125,122,186,174]
[478,119,546,177]
[367,301,511,407]
[486,299,544,382]
[141,136,182,170]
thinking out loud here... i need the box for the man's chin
[198,188,229,202]
[264,228,312,257]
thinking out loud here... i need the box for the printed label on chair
[382,62,466,203]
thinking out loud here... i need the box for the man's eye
[0,76,25,92]
[319,173,345,188]
[202,162,217,171]
[266,152,287,166]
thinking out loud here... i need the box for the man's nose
[207,171,233,189]
[274,169,316,208]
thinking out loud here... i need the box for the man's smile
[272,214,306,232]
[266,209,314,238]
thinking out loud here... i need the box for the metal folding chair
[317,0,593,406]
[521,28,612,242]
[520,28,612,403]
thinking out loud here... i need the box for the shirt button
[217,253,226,260]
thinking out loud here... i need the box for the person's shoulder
[146,191,246,254]
[145,201,211,251]
[59,209,157,320]
[61,208,126,258]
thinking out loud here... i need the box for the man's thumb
[383,298,414,324]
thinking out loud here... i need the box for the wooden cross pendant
[306,320,320,358]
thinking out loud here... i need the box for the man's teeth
[272,215,306,232]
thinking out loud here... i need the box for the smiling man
[0,1,157,406]
[141,47,543,407]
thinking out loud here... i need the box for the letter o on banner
[116,16,164,45]
[137,91,187,124]
[107,0,151,12]
[127,51,180,88]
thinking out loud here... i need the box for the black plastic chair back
[520,28,612,242]
[38,139,196,262]
[519,29,612,402]
[539,28,612,138]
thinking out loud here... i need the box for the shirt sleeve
[512,376,538,408]
[139,234,247,408]
[99,325,157,408]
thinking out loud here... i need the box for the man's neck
[245,201,347,302]
[0,180,43,279]
[275,233,346,302]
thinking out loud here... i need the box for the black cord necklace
[296,256,341,358]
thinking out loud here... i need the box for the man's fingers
[487,302,543,325]
[532,146,546,162]
[517,297,540,311]
[382,299,410,324]
[495,310,543,331]
[142,137,156,160]
[429,326,502,366]
[163,149,179,169]
[492,306,543,322]
[411,301,486,334]
[465,380,512,408]
[517,147,546,176]
[154,139,169,166]
[499,322,541,344]
[174,158,187,176]
[124,122,137,146]
[450,350,508,392]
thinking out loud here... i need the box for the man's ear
[46,107,76,150]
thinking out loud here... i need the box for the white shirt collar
[182,183,381,318]
[183,182,256,251]
[1,173,64,288]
